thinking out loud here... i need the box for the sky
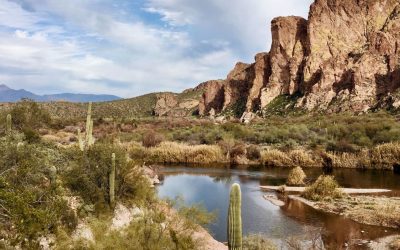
[0,0,313,98]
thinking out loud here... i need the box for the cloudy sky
[0,0,313,98]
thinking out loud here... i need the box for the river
[157,166,400,249]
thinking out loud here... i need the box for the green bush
[0,141,74,248]
[64,143,155,209]
[10,99,51,130]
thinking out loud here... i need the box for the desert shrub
[0,141,73,248]
[142,130,164,148]
[56,201,215,250]
[286,166,306,186]
[218,137,236,159]
[242,234,277,250]
[326,139,357,153]
[261,149,292,167]
[303,175,343,201]
[64,143,154,209]
[247,145,261,160]
[10,99,51,130]
[230,142,247,159]
[22,127,41,143]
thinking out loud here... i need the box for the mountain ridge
[0,84,121,103]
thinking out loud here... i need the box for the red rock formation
[197,0,400,118]
[198,80,225,116]
[261,16,307,108]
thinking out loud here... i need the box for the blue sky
[0,0,313,97]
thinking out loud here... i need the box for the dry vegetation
[129,141,225,164]
[303,176,344,201]
[286,167,306,186]
[309,196,400,229]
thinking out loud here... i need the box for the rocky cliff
[197,0,400,119]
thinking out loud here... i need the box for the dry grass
[261,149,318,167]
[288,150,318,167]
[303,175,343,201]
[370,142,400,169]
[286,166,306,186]
[261,149,292,167]
[330,152,363,169]
[130,141,225,164]
[311,196,400,229]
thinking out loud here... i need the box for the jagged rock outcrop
[298,0,400,112]
[260,16,307,108]
[198,0,400,118]
[154,93,178,116]
[198,80,225,116]
[154,87,204,117]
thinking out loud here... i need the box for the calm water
[157,166,400,249]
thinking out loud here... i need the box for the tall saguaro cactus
[228,183,242,250]
[109,153,116,206]
[77,102,94,151]
[6,114,11,135]
[85,102,93,147]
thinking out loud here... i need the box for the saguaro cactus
[109,153,116,206]
[48,166,57,184]
[85,102,93,147]
[77,128,84,151]
[6,114,11,135]
[77,102,94,151]
[228,183,242,250]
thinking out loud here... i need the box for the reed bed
[130,141,225,164]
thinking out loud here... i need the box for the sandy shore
[260,185,391,194]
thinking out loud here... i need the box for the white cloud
[0,0,314,98]
[144,0,314,56]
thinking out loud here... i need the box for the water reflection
[157,166,400,248]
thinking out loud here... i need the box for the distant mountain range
[0,84,121,102]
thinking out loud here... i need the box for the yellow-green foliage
[286,166,306,186]
[130,141,224,164]
[0,140,74,248]
[303,175,343,201]
[64,143,155,208]
[55,201,215,250]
